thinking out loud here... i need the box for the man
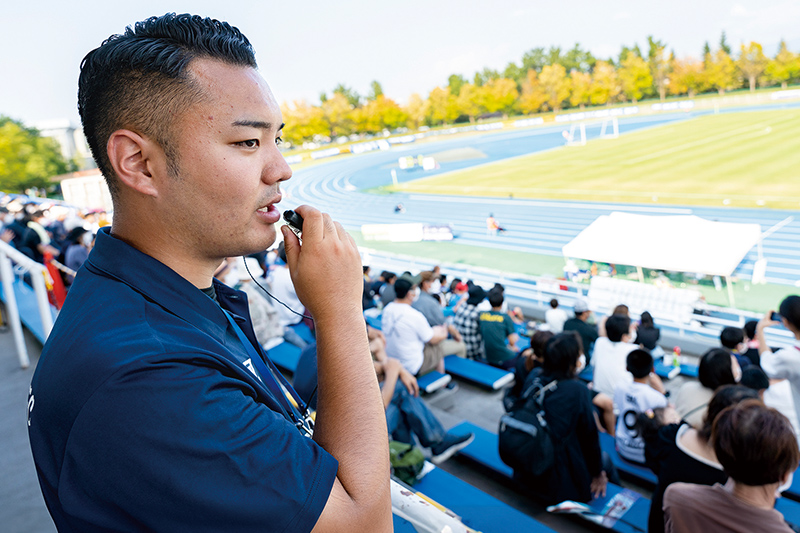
[412,270,466,358]
[593,314,665,401]
[382,278,449,375]
[563,299,599,361]
[453,284,487,360]
[268,242,305,327]
[379,271,398,308]
[478,290,520,369]
[758,295,800,435]
[27,14,390,532]
[545,298,568,333]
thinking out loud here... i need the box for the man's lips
[257,197,281,223]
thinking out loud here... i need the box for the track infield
[393,108,800,209]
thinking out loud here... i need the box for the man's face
[158,58,291,262]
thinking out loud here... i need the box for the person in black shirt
[563,299,599,361]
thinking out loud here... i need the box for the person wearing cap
[382,277,450,376]
[453,284,487,360]
[412,271,467,359]
[563,299,599,362]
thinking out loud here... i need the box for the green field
[392,108,800,209]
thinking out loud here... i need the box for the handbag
[498,378,558,476]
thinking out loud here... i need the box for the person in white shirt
[382,278,449,376]
[545,298,569,333]
[757,295,800,435]
[266,243,304,327]
[593,314,665,402]
[615,349,668,463]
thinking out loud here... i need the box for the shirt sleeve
[416,311,435,343]
[761,348,800,381]
[60,355,338,533]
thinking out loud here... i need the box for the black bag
[498,379,558,476]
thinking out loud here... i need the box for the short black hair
[394,278,413,299]
[489,291,504,308]
[78,13,256,200]
[743,320,758,341]
[543,331,584,378]
[698,348,737,390]
[626,349,654,379]
[606,314,631,342]
[550,298,558,309]
[384,272,397,283]
[779,296,800,331]
[720,327,744,350]
[740,366,770,392]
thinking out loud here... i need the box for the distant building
[32,119,94,170]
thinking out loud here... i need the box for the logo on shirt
[27,386,34,427]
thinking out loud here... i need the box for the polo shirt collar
[85,227,229,342]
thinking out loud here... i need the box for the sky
[2,0,799,128]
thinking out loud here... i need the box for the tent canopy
[562,212,761,278]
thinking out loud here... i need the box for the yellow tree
[589,61,621,105]
[569,71,591,109]
[517,69,547,114]
[481,78,519,117]
[427,86,460,125]
[669,57,706,97]
[539,64,570,111]
[280,100,327,145]
[706,49,738,95]
[765,40,800,89]
[618,53,652,103]
[647,37,670,101]
[738,42,768,91]
[404,93,428,129]
[321,93,354,138]
[456,83,482,123]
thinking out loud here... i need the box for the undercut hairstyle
[698,384,758,442]
[713,400,800,486]
[543,331,584,378]
[605,314,631,343]
[720,327,744,350]
[779,295,800,331]
[489,291,504,308]
[626,349,654,379]
[78,13,257,199]
[698,348,737,391]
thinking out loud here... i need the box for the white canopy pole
[726,276,736,308]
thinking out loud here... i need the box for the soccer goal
[562,123,587,146]
[600,117,619,139]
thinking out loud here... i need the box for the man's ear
[106,130,165,197]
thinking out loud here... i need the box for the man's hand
[590,471,608,499]
[757,311,781,356]
[281,205,362,323]
[398,367,419,397]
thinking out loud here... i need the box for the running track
[282,106,800,286]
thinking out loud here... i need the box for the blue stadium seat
[289,321,315,343]
[444,355,514,390]
[266,341,302,373]
[417,370,452,394]
[598,432,657,488]
[654,360,699,379]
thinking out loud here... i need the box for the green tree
[618,44,643,65]
[647,35,670,101]
[517,70,547,114]
[502,62,525,84]
[447,74,467,96]
[367,81,384,101]
[719,31,732,56]
[765,40,800,89]
[0,117,71,192]
[521,47,547,73]
[589,61,621,105]
[332,83,361,107]
[473,68,499,87]
[539,64,570,111]
[568,71,592,109]
[618,53,652,102]
[562,43,596,73]
[706,48,738,95]
[738,41,768,91]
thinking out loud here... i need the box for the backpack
[389,440,426,486]
[498,378,558,477]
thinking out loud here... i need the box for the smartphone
[771,311,781,321]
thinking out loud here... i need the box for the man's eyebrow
[231,120,284,131]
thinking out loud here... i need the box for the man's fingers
[281,226,300,267]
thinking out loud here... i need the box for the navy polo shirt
[28,227,337,532]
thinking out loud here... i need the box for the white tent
[562,212,762,306]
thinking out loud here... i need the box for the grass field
[392,108,800,209]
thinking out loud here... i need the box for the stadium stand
[443,355,515,390]
[587,277,701,325]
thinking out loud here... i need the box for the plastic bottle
[672,346,681,368]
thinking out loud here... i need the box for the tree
[706,48,738,95]
[589,61,621,105]
[321,93,354,138]
[427,86,460,125]
[765,40,800,89]
[0,117,71,192]
[521,47,547,73]
[738,41,768,91]
[332,83,361,107]
[456,83,482,122]
[569,71,592,109]
[481,78,519,117]
[356,96,407,133]
[473,68,499,87]
[719,31,732,56]
[539,64,570,111]
[367,81,384,101]
[502,62,525,84]
[669,57,706,97]
[447,74,467,96]
[618,53,652,102]
[280,100,327,145]
[404,93,428,129]
[562,43,596,73]
[619,44,643,65]
[647,36,670,101]
[517,70,547,114]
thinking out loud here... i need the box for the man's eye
[275,136,283,146]
[237,139,259,148]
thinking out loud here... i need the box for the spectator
[267,242,305,328]
[614,349,668,464]
[379,272,398,308]
[62,227,94,285]
[453,284,486,360]
[742,319,761,367]
[412,271,466,358]
[664,400,799,533]
[673,348,741,428]
[758,296,800,434]
[740,366,770,399]
[563,299,599,360]
[545,298,568,333]
[478,291,520,370]
[593,314,664,401]
[612,304,629,317]
[514,332,617,504]
[294,343,474,464]
[721,326,751,370]
[504,330,554,412]
[445,280,468,310]
[644,385,759,533]
[634,311,663,359]
[382,278,449,376]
